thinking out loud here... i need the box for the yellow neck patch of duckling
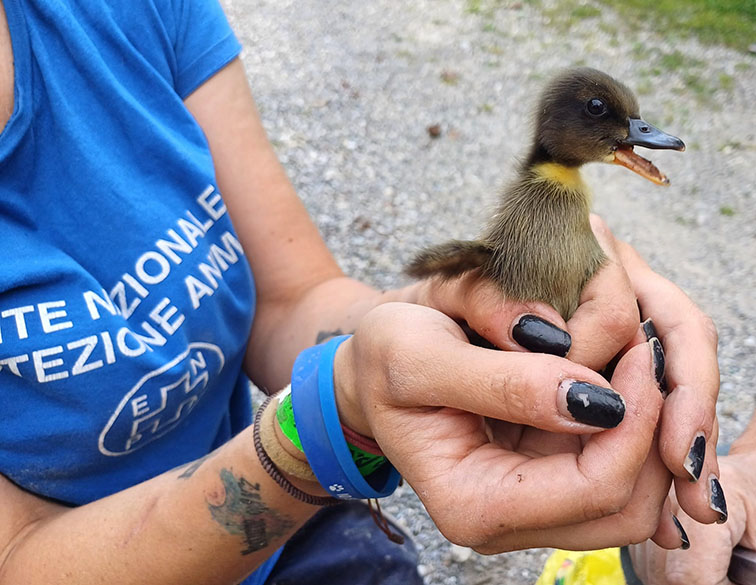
[532,162,585,191]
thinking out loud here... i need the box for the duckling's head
[528,67,684,185]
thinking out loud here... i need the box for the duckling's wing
[405,240,493,279]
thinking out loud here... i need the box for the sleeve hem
[175,33,242,99]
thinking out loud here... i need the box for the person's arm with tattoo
[0,58,720,583]
[0,430,323,584]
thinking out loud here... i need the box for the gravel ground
[225,1,756,583]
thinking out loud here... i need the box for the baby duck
[407,67,685,321]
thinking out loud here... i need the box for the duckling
[406,67,685,321]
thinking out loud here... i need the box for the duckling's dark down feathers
[406,67,684,321]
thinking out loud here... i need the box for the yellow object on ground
[536,548,626,585]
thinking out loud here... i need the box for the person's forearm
[246,276,423,391]
[0,427,319,585]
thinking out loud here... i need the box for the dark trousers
[265,501,424,585]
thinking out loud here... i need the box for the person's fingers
[659,525,735,584]
[566,215,640,371]
[391,341,664,549]
[632,454,753,585]
[495,420,583,456]
[599,316,664,384]
[417,273,572,356]
[675,417,725,525]
[352,303,624,435]
[649,499,691,551]
[476,490,680,553]
[616,238,720,485]
[637,513,738,584]
[469,359,671,553]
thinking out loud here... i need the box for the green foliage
[571,5,601,18]
[719,72,736,90]
[465,0,754,51]
[466,0,482,13]
[629,46,739,105]
[658,50,705,71]
[595,0,756,52]
[542,0,603,29]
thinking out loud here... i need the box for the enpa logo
[98,342,225,456]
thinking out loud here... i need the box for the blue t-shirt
[0,0,256,506]
[0,3,291,580]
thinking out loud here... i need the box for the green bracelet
[276,389,304,451]
[347,443,387,476]
[276,389,387,477]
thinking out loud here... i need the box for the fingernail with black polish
[561,381,626,428]
[684,433,706,482]
[672,515,691,550]
[512,315,571,357]
[709,476,728,523]
[641,318,658,342]
[659,376,669,398]
[649,337,666,389]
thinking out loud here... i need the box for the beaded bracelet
[290,335,401,500]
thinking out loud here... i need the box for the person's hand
[630,451,756,584]
[334,301,679,552]
[410,214,722,532]
[410,216,642,370]
[593,216,724,531]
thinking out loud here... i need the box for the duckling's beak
[624,119,686,151]
[609,118,686,186]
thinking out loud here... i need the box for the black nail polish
[641,318,658,342]
[684,434,706,482]
[513,315,571,357]
[566,382,625,428]
[710,477,728,523]
[672,515,690,550]
[659,376,669,398]
[643,321,668,395]
[650,337,666,389]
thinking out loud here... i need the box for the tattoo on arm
[208,468,295,555]
[175,450,219,480]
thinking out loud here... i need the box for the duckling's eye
[586,98,607,117]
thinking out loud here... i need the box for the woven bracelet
[259,390,318,482]
[253,395,340,507]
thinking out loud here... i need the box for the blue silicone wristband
[291,335,400,499]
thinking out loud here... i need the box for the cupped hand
[587,215,723,528]
[630,451,756,584]
[334,301,677,553]
[410,214,722,529]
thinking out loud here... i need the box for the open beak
[609,118,686,186]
